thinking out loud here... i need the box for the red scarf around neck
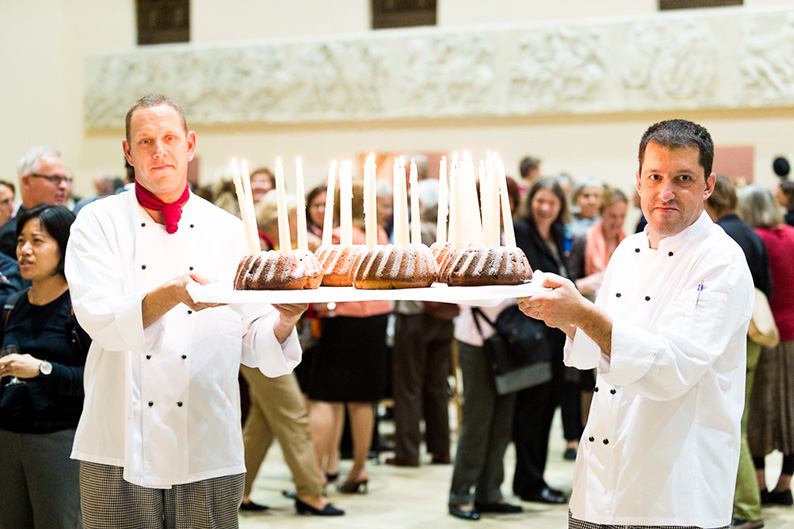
[135,183,190,234]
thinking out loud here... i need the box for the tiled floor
[240,409,794,528]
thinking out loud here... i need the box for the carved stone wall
[85,7,794,128]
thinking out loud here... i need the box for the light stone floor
[240,409,794,528]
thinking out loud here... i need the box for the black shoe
[239,500,269,511]
[762,488,793,506]
[474,501,523,513]
[337,478,368,494]
[295,498,345,516]
[325,472,339,484]
[732,518,765,529]
[520,487,567,504]
[448,504,480,521]
[563,447,577,460]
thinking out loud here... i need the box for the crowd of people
[1,96,793,529]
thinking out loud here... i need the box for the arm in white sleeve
[603,255,753,400]
[65,207,147,352]
[239,304,302,377]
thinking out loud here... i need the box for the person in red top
[739,184,794,507]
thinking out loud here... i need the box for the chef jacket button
[645,296,651,301]
[141,222,146,227]
[668,251,674,257]
[181,355,187,360]
[148,401,154,407]
[177,401,183,407]
[190,224,195,228]
[146,355,151,360]
[594,386,599,392]
[187,309,193,315]
[603,438,609,445]
[588,436,595,442]
[615,293,621,298]
[634,248,640,253]
[610,388,616,395]
[189,266,194,271]
[141,264,147,270]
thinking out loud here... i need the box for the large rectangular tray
[187,281,544,308]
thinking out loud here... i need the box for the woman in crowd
[566,177,603,244]
[306,185,327,245]
[249,166,276,203]
[239,193,344,516]
[776,180,794,227]
[308,183,391,495]
[0,204,89,528]
[512,177,571,504]
[568,187,629,299]
[740,185,794,506]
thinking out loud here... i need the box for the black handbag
[472,305,552,395]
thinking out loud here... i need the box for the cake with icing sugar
[234,249,324,290]
[351,243,438,289]
[314,244,365,286]
[438,244,531,286]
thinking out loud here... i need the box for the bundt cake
[438,244,532,286]
[351,244,438,289]
[314,244,365,286]
[234,249,324,290]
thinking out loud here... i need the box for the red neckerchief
[135,183,189,234]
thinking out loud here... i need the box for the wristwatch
[38,361,52,376]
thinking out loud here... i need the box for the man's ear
[186,131,196,162]
[122,140,133,166]
[703,172,716,200]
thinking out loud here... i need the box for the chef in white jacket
[518,119,753,529]
[65,93,307,529]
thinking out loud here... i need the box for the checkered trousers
[79,461,244,529]
[569,511,730,529]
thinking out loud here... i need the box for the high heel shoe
[325,472,339,484]
[337,478,368,494]
[295,498,345,516]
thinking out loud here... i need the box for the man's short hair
[638,119,714,179]
[125,93,188,144]
[519,156,541,179]
[17,146,61,179]
[706,174,737,216]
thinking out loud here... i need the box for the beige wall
[2,0,793,205]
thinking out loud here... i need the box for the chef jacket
[65,190,301,488]
[565,212,753,528]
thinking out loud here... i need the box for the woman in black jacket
[0,205,90,528]
[512,177,575,504]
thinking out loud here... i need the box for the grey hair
[570,177,604,203]
[17,146,61,179]
[737,184,782,229]
[375,180,393,198]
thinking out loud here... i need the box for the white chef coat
[65,190,301,488]
[565,212,753,528]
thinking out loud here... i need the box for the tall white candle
[448,156,460,248]
[410,160,421,245]
[295,157,308,252]
[497,156,517,247]
[398,157,410,246]
[479,160,491,246]
[231,158,260,256]
[364,154,377,249]
[340,161,353,246]
[436,156,448,244]
[462,152,483,246]
[238,160,261,255]
[321,161,337,247]
[392,158,405,246]
[275,158,291,252]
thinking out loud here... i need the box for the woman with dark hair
[306,185,327,241]
[512,177,571,504]
[0,204,90,528]
[776,180,794,227]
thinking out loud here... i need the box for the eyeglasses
[30,173,73,186]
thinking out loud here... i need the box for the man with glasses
[0,146,72,260]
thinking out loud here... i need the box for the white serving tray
[187,280,546,308]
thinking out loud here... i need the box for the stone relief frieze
[84,7,794,128]
[620,19,718,105]
[508,27,607,112]
[740,12,794,103]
